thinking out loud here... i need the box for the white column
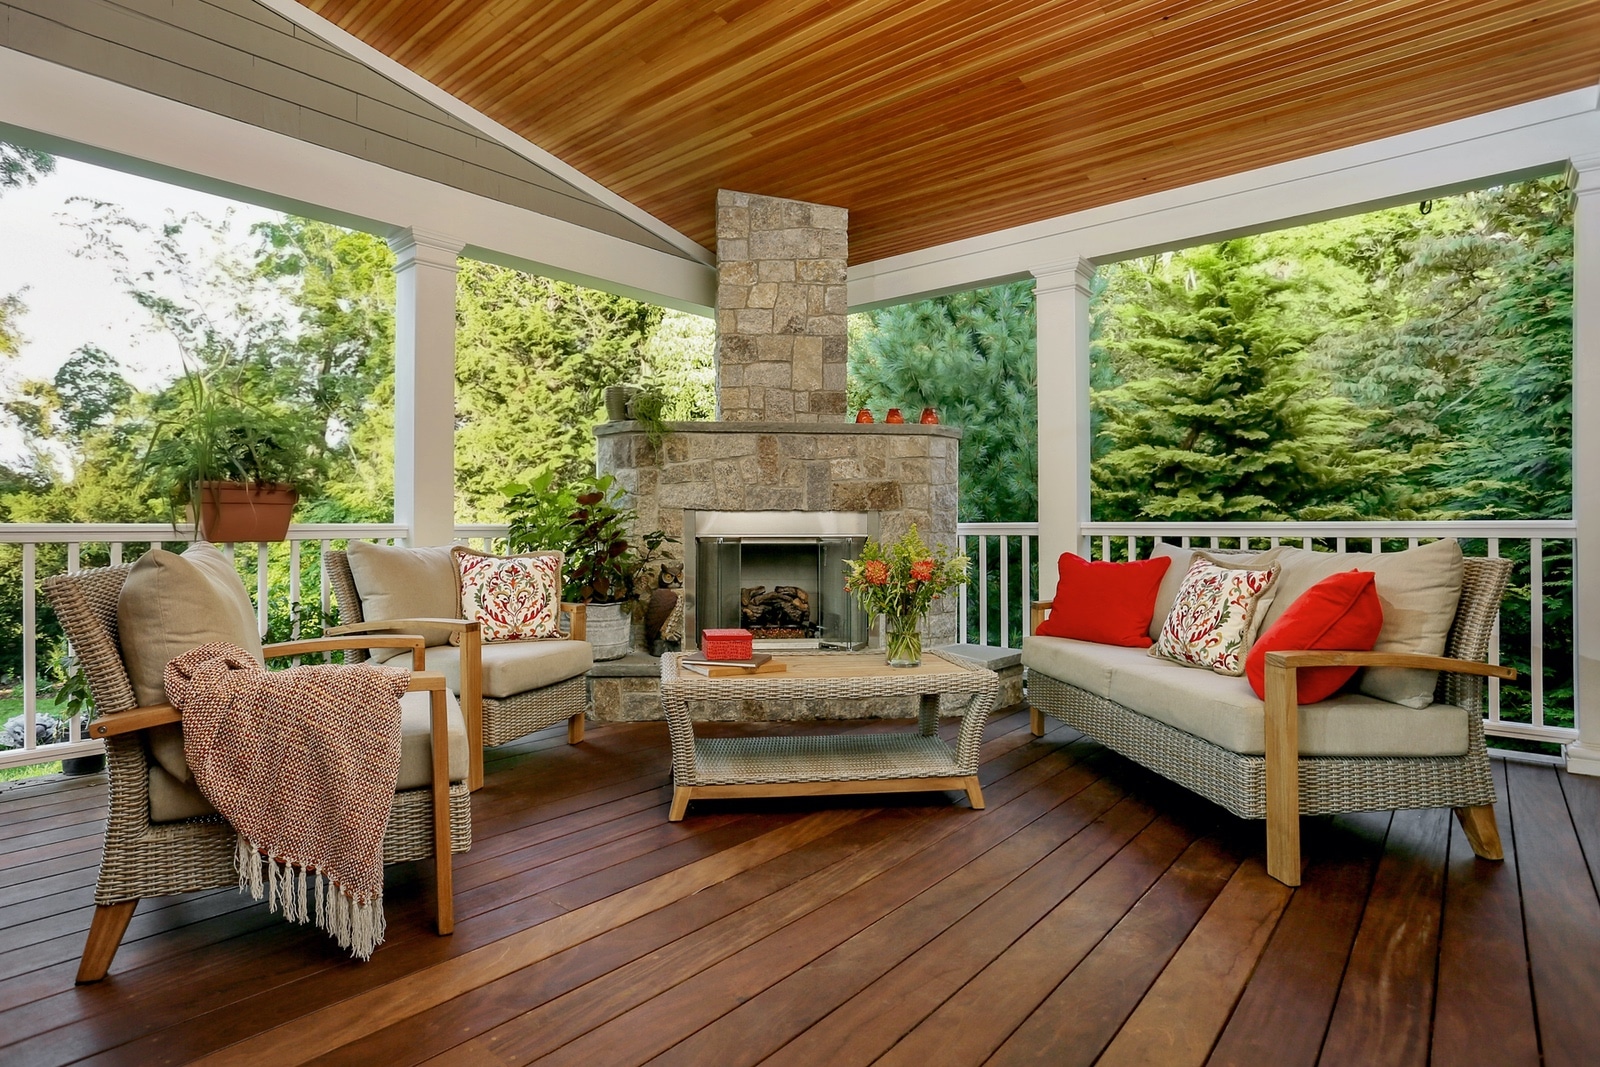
[388,228,464,547]
[1031,257,1096,600]
[1567,155,1600,775]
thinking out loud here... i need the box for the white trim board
[848,84,1600,309]
[254,0,714,267]
[0,45,717,312]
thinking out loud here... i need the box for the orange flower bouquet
[843,525,969,667]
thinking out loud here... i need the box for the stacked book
[681,633,787,675]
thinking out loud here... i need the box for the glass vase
[885,617,923,668]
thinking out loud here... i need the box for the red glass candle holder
[855,408,874,423]
[884,408,905,424]
[919,407,939,424]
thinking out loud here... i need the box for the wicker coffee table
[660,650,1000,821]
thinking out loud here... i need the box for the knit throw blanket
[164,642,411,960]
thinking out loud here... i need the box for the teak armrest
[1030,600,1050,633]
[88,669,448,741]
[1264,649,1516,680]
[326,617,473,635]
[562,602,587,642]
[88,704,182,738]
[1260,647,1512,887]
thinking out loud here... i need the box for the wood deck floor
[3,706,1599,1066]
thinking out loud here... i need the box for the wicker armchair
[42,564,472,984]
[1027,555,1515,885]
[324,548,591,791]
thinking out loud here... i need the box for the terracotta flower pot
[194,482,298,543]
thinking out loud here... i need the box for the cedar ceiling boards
[303,0,1600,265]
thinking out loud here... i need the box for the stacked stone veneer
[594,420,962,640]
[714,190,849,422]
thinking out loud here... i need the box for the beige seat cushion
[345,540,461,662]
[148,688,468,823]
[1265,539,1464,708]
[1024,635,1469,758]
[424,639,593,699]
[1147,544,1282,642]
[118,543,264,784]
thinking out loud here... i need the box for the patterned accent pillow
[1153,554,1282,675]
[452,547,565,644]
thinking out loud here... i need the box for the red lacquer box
[701,628,754,660]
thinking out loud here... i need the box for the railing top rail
[0,523,410,542]
[1082,519,1575,537]
[453,523,511,536]
[955,522,1041,535]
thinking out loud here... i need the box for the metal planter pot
[586,601,632,660]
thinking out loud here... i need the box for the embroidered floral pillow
[452,547,564,644]
[1153,555,1281,675]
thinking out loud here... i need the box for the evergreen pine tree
[1092,239,1402,521]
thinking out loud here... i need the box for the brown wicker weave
[660,650,1000,819]
[42,564,471,980]
[324,549,590,750]
[1027,555,1512,823]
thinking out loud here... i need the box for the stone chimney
[713,190,849,422]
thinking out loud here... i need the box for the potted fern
[142,368,325,542]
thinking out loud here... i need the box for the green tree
[850,282,1038,522]
[453,263,661,517]
[1092,238,1406,521]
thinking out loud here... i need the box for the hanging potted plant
[503,470,671,660]
[142,366,325,542]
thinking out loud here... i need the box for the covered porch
[2,1,1600,1063]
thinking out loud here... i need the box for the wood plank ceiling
[301,0,1600,265]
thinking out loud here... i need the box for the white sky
[0,156,284,462]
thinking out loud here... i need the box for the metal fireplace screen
[686,511,873,651]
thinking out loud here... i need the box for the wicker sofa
[1023,542,1515,886]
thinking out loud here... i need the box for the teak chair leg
[567,712,585,744]
[1029,707,1045,737]
[1455,804,1505,861]
[78,900,138,983]
[1264,660,1303,887]
[429,688,455,936]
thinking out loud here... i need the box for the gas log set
[740,586,818,639]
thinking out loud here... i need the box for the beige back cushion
[1264,538,1464,708]
[118,542,264,784]
[345,540,460,662]
[1147,544,1282,642]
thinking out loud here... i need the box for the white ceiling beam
[0,46,716,312]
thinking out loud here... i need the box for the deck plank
[1090,854,1293,1067]
[1318,806,1451,1067]
[907,828,1237,1067]
[1,725,1598,1067]
[1205,812,1388,1067]
[1429,761,1539,1067]
[1506,761,1600,1067]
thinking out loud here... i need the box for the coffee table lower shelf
[668,733,985,821]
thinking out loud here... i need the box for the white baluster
[1488,538,1502,722]
[1022,534,1033,639]
[22,543,36,755]
[1531,538,1545,728]
[1000,537,1010,649]
[978,537,989,647]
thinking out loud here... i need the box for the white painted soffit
[849,82,1600,310]
[0,46,716,312]
[258,0,715,268]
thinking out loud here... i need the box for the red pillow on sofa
[1245,570,1384,703]
[1035,553,1172,648]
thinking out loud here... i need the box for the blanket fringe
[235,836,386,960]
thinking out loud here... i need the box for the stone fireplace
[595,188,961,666]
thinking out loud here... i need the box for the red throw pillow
[1035,553,1173,648]
[1246,570,1384,703]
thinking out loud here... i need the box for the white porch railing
[0,522,409,771]
[4,518,1575,768]
[954,519,1577,751]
